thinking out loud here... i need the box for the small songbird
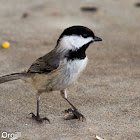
[0,26,102,122]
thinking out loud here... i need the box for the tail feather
[0,73,30,84]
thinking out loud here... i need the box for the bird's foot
[29,112,50,123]
[64,108,85,121]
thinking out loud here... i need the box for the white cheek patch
[60,35,93,50]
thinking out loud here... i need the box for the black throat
[66,41,92,60]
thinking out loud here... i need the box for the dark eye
[82,34,88,38]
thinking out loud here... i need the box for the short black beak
[94,36,102,41]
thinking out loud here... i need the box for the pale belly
[31,57,88,92]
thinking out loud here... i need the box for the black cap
[57,25,102,44]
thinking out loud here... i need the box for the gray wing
[27,50,61,74]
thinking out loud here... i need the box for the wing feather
[27,50,61,74]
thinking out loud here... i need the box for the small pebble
[135,2,140,7]
[2,42,10,48]
[95,135,104,140]
[129,118,134,122]
[88,128,92,132]
[22,12,29,18]
[81,7,98,12]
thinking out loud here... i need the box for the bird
[0,26,102,122]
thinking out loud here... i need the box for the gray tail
[0,73,30,84]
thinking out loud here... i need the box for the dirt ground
[0,0,140,140]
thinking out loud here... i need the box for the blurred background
[0,0,140,140]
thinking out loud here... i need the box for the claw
[29,112,50,123]
[64,109,85,121]
[73,110,85,121]
[64,108,73,113]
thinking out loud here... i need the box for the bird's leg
[30,92,50,123]
[61,89,85,121]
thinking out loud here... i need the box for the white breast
[67,57,88,78]
[60,57,88,88]
[32,57,88,91]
